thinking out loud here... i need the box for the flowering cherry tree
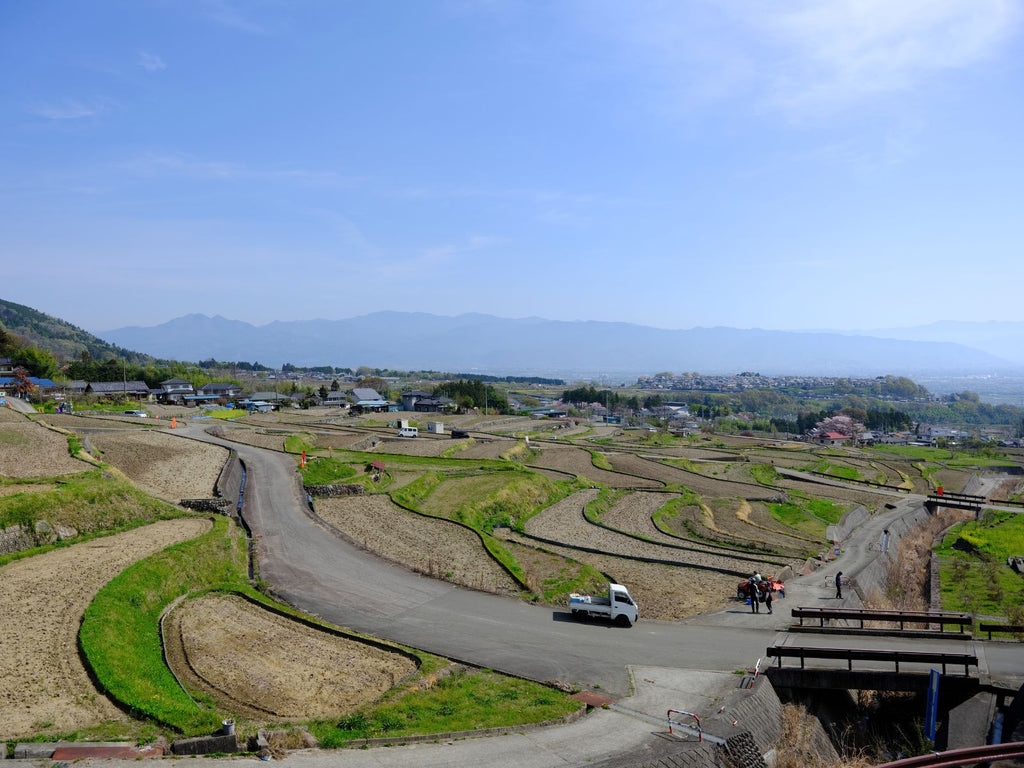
[815,414,864,438]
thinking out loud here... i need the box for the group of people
[745,573,774,614]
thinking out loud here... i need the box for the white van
[398,426,418,438]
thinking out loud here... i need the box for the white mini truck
[569,583,638,626]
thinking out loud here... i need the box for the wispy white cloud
[577,0,1021,117]
[120,152,345,185]
[138,51,166,71]
[199,0,265,34]
[28,99,104,120]
[757,0,1021,111]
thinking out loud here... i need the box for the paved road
[185,425,1024,696]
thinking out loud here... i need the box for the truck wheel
[616,614,632,627]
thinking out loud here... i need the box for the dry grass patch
[526,490,786,581]
[529,445,660,488]
[498,528,738,619]
[419,473,523,517]
[89,431,228,501]
[317,494,518,594]
[0,414,92,478]
[455,438,517,460]
[0,518,211,740]
[602,491,680,542]
[165,593,417,721]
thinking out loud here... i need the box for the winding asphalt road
[188,425,1024,697]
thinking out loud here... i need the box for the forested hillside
[0,299,151,365]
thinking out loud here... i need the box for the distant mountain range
[96,312,1024,378]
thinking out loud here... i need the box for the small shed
[427,421,444,434]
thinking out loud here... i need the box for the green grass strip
[79,516,248,734]
[310,668,580,747]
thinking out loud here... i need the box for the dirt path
[0,518,212,740]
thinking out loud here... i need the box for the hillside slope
[0,299,150,363]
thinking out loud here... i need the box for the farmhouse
[400,390,452,413]
[198,382,243,400]
[322,390,349,408]
[815,431,851,447]
[157,377,195,405]
[351,387,389,413]
[248,391,293,406]
[86,380,152,401]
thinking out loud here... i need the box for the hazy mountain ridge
[99,312,1017,377]
[855,321,1024,366]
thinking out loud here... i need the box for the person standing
[764,583,773,614]
[748,580,760,613]
[835,571,843,599]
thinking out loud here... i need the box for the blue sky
[2,0,1022,335]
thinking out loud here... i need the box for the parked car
[451,429,469,439]
[123,410,148,417]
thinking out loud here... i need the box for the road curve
[183,424,1024,697]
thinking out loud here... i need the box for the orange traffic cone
[171,417,177,429]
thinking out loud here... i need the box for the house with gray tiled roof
[86,380,152,400]
[350,387,388,412]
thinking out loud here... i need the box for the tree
[12,346,58,379]
[318,385,328,400]
[11,366,36,399]
[814,414,864,438]
[357,376,388,393]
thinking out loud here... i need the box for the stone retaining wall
[0,525,34,557]
[305,484,365,498]
[179,498,231,513]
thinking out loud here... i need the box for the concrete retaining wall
[852,502,932,602]
[961,474,984,496]
[826,505,869,544]
[620,677,839,768]
[170,733,239,756]
[216,451,243,511]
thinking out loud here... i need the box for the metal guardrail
[926,494,984,511]
[979,622,1024,640]
[873,741,1024,768]
[791,607,971,633]
[766,645,978,675]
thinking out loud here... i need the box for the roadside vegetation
[0,470,187,566]
[936,510,1024,627]
[79,515,580,741]
[310,666,579,747]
